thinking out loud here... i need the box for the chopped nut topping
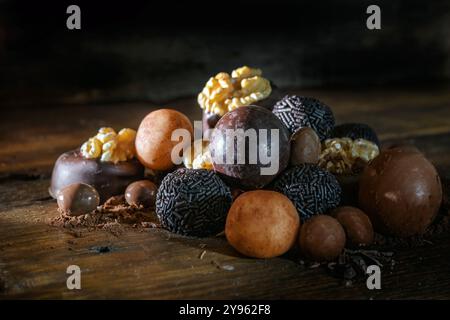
[183,140,213,170]
[80,127,137,164]
[198,66,272,116]
[318,138,379,175]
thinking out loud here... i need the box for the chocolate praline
[50,150,144,203]
[57,183,100,216]
[330,206,374,247]
[125,180,157,208]
[290,127,321,165]
[359,148,442,237]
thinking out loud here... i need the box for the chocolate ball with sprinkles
[156,168,232,237]
[272,95,335,141]
[272,164,341,221]
[331,123,380,146]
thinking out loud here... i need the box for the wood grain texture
[1,88,450,299]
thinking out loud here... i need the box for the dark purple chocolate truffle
[156,169,232,237]
[272,164,341,221]
[209,105,291,189]
[272,95,335,141]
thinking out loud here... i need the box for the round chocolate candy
[330,206,374,246]
[50,150,144,203]
[272,95,335,141]
[125,180,157,208]
[135,109,194,171]
[156,168,232,237]
[331,123,380,146]
[299,215,346,262]
[225,190,300,258]
[272,164,341,221]
[359,148,442,237]
[209,105,291,189]
[290,127,321,165]
[56,183,100,216]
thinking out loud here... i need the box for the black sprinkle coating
[156,168,232,237]
[272,95,335,141]
[332,123,380,146]
[272,164,341,221]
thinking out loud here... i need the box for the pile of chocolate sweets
[50,66,443,263]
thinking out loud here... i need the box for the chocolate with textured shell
[50,150,144,203]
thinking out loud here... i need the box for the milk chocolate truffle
[125,180,157,208]
[272,164,341,221]
[299,215,346,261]
[136,109,194,171]
[225,190,300,258]
[156,169,232,237]
[57,183,100,216]
[50,150,145,203]
[290,127,321,165]
[359,148,442,237]
[272,95,335,141]
[330,206,374,246]
[210,105,291,189]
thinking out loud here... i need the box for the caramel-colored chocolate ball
[359,148,442,237]
[299,215,345,261]
[225,190,300,258]
[330,206,374,246]
[125,180,157,208]
[290,127,321,165]
[136,109,194,171]
[57,183,100,216]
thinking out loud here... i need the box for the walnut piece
[197,66,272,116]
[183,140,213,170]
[80,127,137,164]
[318,138,379,175]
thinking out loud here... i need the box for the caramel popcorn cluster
[318,137,379,175]
[183,140,213,170]
[80,127,137,164]
[198,66,272,116]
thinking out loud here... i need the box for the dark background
[0,0,449,106]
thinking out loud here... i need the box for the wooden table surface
[1,88,450,299]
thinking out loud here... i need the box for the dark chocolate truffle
[290,127,321,165]
[359,148,442,237]
[210,105,291,189]
[332,123,380,146]
[125,180,157,208]
[156,169,232,237]
[330,206,374,246]
[57,183,100,216]
[299,215,346,262]
[50,150,145,203]
[272,95,335,141]
[272,164,341,221]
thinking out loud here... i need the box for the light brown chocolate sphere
[290,127,321,165]
[136,109,194,171]
[225,190,300,258]
[299,215,345,261]
[330,206,374,246]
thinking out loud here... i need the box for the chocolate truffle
[290,127,321,165]
[57,183,100,216]
[136,109,194,171]
[225,190,300,258]
[359,148,442,237]
[272,164,341,221]
[299,215,346,261]
[272,95,335,141]
[125,180,157,208]
[330,206,374,246]
[210,105,291,189]
[156,169,232,237]
[332,123,380,146]
[50,150,145,203]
